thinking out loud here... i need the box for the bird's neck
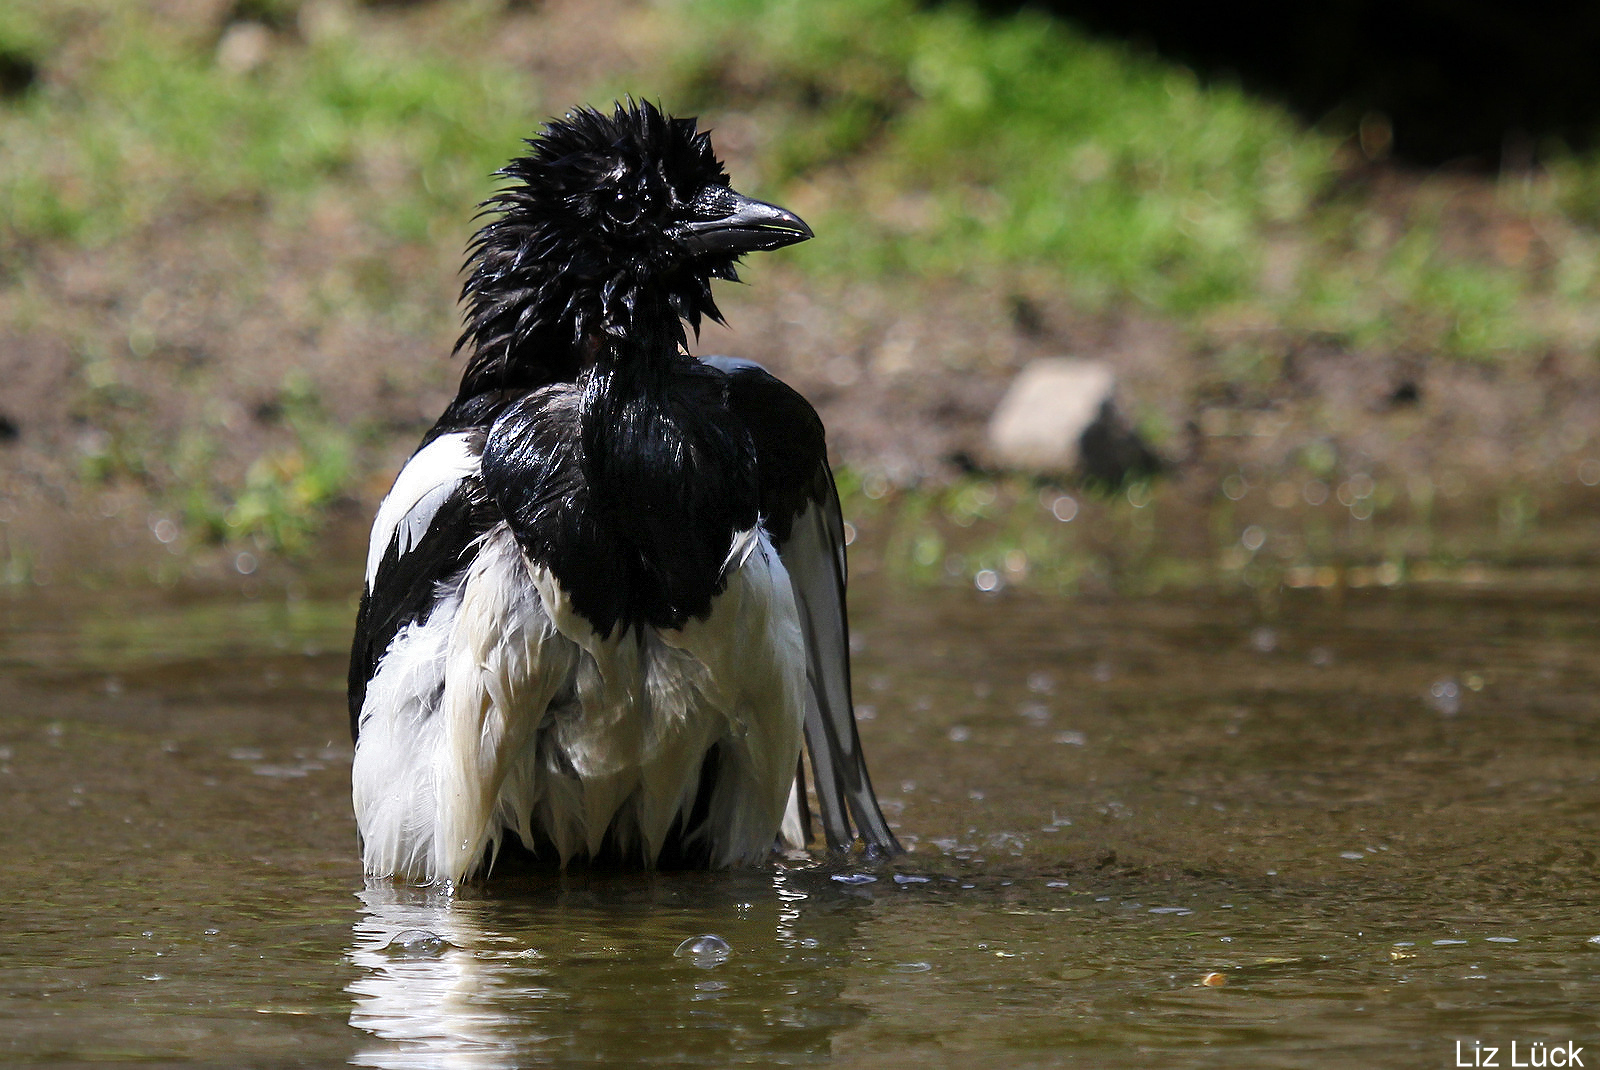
[455,275,692,401]
[575,316,756,540]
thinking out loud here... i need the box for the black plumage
[348,101,898,884]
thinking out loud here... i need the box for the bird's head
[457,100,811,387]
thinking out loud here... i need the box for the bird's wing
[704,356,901,856]
[348,430,493,743]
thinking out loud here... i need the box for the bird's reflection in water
[348,865,873,1068]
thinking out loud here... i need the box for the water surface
[1,561,1597,1067]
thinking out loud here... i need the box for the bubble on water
[1149,907,1192,915]
[1019,703,1050,725]
[1051,495,1079,522]
[1027,672,1054,694]
[1054,730,1086,746]
[1250,627,1278,653]
[889,961,932,973]
[946,725,970,743]
[1587,935,1600,948]
[831,873,877,885]
[674,934,731,969]
[1432,939,1468,946]
[1240,525,1266,552]
[234,552,257,576]
[893,874,931,885]
[799,937,819,949]
[1485,937,1519,943]
[974,569,1000,592]
[1340,851,1366,860]
[1428,678,1462,715]
[385,930,452,958]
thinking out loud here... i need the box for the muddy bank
[1,1,1598,582]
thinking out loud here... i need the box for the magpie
[348,101,900,887]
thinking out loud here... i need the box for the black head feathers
[454,100,810,396]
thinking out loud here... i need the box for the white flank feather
[351,578,465,882]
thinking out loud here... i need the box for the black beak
[680,191,813,254]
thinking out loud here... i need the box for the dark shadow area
[971,0,1600,167]
[0,50,38,101]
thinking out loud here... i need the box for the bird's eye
[606,188,644,227]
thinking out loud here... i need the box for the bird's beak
[680,191,813,254]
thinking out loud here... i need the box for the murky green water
[2,556,1598,1067]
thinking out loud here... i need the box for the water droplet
[384,930,451,958]
[1051,495,1078,522]
[674,934,731,969]
[1428,678,1461,716]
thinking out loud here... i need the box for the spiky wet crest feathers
[454,100,738,401]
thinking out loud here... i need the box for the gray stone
[986,358,1160,483]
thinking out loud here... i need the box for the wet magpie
[348,101,899,886]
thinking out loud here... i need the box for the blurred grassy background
[1,0,1598,588]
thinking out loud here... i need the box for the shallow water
[2,560,1598,1067]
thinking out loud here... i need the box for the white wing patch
[364,432,481,590]
[354,523,809,887]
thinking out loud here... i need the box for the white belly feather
[353,524,808,887]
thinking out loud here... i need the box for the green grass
[0,1,538,253]
[667,0,1590,361]
[671,0,1329,313]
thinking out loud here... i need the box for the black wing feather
[706,355,901,856]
